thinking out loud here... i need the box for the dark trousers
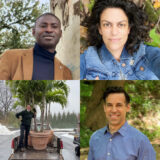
[19,124,30,148]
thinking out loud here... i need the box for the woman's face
[98,8,130,53]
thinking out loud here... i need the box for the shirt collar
[34,43,56,60]
[104,121,129,137]
[100,44,132,64]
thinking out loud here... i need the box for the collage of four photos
[0,0,160,160]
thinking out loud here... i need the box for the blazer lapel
[22,48,33,80]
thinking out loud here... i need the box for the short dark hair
[103,86,130,104]
[86,0,150,54]
[35,12,61,26]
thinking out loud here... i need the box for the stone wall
[50,0,80,79]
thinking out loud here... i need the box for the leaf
[154,1,160,9]
[149,28,160,41]
[145,28,160,47]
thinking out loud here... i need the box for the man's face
[98,8,130,54]
[104,93,130,128]
[26,105,31,111]
[32,15,62,50]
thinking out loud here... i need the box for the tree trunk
[32,95,37,132]
[45,103,48,121]
[50,0,80,79]
[48,103,51,116]
[85,80,125,130]
[40,95,45,132]
[47,103,51,129]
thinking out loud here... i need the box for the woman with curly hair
[80,0,160,80]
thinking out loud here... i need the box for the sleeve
[32,111,36,118]
[64,66,72,80]
[16,111,24,119]
[137,136,156,160]
[145,45,160,79]
[80,53,86,80]
[0,51,11,80]
[88,137,95,160]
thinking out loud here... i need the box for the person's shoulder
[81,46,97,56]
[127,124,150,141]
[54,57,72,79]
[145,44,160,53]
[22,109,27,113]
[90,127,106,141]
[133,43,160,60]
[17,109,26,114]
[55,57,71,72]
[1,48,33,57]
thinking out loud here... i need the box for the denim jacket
[80,43,160,80]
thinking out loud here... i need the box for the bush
[80,126,93,148]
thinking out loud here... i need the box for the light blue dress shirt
[88,122,156,160]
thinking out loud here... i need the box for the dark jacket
[16,110,34,126]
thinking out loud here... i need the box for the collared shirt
[32,43,56,80]
[88,122,156,160]
[80,43,160,80]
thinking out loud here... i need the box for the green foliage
[7,111,21,128]
[8,80,69,109]
[140,127,160,141]
[80,1,83,12]
[80,81,94,147]
[0,111,20,128]
[88,0,95,12]
[153,144,160,160]
[49,112,78,128]
[80,104,86,126]
[80,103,93,147]
[80,81,93,98]
[144,0,159,23]
[80,126,93,147]
[145,28,160,47]
[0,0,48,54]
[125,81,160,118]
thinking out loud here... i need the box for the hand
[95,76,99,80]
[33,108,36,113]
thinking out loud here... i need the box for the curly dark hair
[86,0,150,54]
[103,86,130,104]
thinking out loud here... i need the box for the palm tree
[7,80,69,132]
[45,89,67,124]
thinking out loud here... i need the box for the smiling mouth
[109,39,121,42]
[43,36,54,40]
[110,115,119,119]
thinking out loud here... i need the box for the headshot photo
[0,0,80,80]
[80,0,160,80]
[80,80,160,160]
